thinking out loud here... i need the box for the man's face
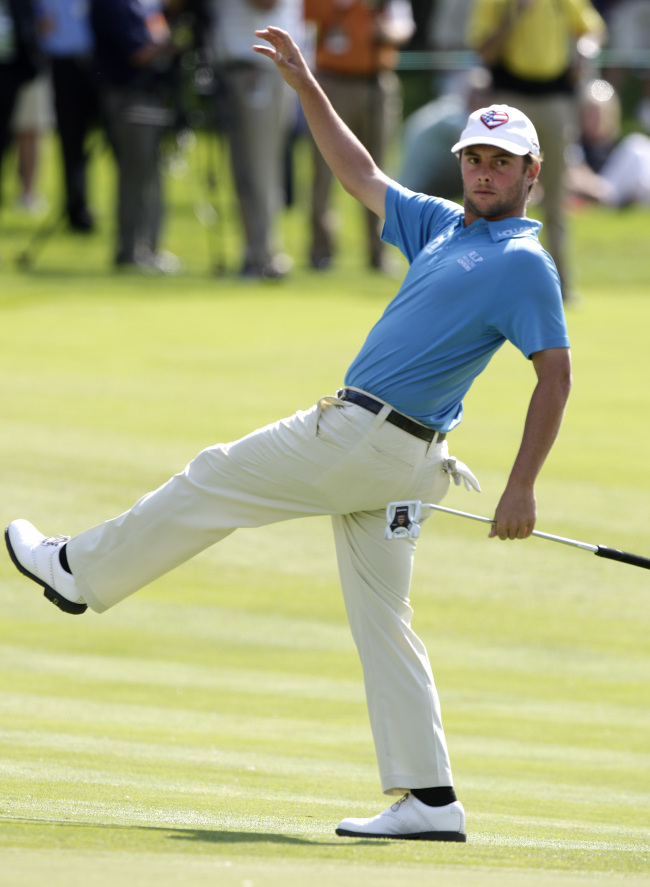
[460,145,536,224]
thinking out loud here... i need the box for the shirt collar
[460,216,543,241]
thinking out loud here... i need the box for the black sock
[59,543,73,575]
[411,786,457,807]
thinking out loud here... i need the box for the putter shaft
[424,503,650,570]
[426,504,597,552]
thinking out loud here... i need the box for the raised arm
[253,26,392,219]
[489,347,572,540]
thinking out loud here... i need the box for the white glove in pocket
[442,457,481,492]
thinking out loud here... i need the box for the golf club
[385,500,650,571]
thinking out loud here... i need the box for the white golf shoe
[5,520,87,614]
[336,793,466,841]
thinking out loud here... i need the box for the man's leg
[105,88,165,264]
[530,94,575,296]
[331,502,466,840]
[64,396,418,611]
[102,89,136,263]
[51,56,96,229]
[66,404,336,611]
[310,74,363,269]
[309,73,346,268]
[332,507,453,794]
[0,63,29,203]
[224,66,290,272]
[359,72,401,269]
[309,130,335,268]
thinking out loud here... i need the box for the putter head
[385,501,423,539]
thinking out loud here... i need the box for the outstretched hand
[253,27,312,92]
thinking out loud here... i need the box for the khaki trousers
[67,394,455,795]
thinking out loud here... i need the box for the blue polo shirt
[344,183,570,432]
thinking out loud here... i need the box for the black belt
[338,389,445,443]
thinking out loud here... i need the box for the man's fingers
[253,28,294,66]
[490,488,537,541]
[488,519,533,540]
[254,27,280,41]
[253,29,280,53]
[254,26,289,50]
[252,45,272,60]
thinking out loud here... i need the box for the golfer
[5,27,571,841]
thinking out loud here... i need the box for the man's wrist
[504,475,536,497]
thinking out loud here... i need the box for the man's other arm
[489,346,572,540]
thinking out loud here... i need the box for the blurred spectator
[602,0,650,130]
[575,76,621,172]
[207,0,303,280]
[11,71,54,212]
[591,0,617,13]
[405,0,433,49]
[467,0,607,302]
[593,132,650,204]
[90,0,180,273]
[36,0,99,232]
[397,66,492,197]
[428,0,474,51]
[419,0,477,100]
[304,0,415,272]
[0,0,44,206]
[566,77,650,206]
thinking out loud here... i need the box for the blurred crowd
[0,0,648,283]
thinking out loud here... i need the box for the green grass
[0,133,649,886]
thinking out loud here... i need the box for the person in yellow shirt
[467,0,607,301]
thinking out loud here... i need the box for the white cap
[451,104,540,156]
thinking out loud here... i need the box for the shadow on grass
[171,831,396,847]
[3,816,342,847]
[169,829,337,846]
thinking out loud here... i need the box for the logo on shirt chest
[457,250,483,272]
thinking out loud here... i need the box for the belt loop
[426,431,440,456]
[371,403,392,429]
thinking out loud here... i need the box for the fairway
[1,132,649,886]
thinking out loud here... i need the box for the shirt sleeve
[493,244,570,358]
[382,182,463,263]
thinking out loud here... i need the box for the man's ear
[527,159,541,185]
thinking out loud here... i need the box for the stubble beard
[463,177,529,222]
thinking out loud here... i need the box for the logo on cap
[481,109,509,130]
